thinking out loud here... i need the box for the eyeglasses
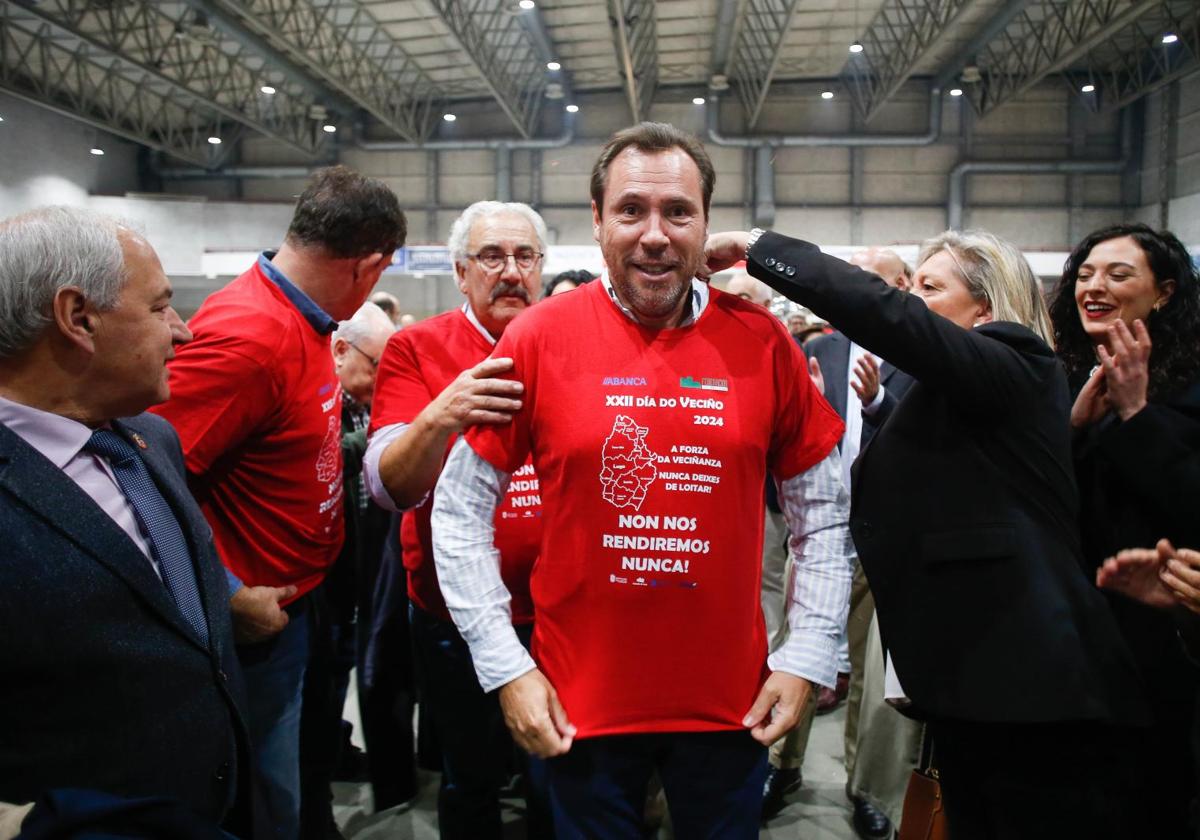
[467,250,544,273]
[349,343,380,368]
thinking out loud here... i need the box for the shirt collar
[0,394,96,469]
[599,272,709,328]
[258,251,338,335]
[461,302,498,346]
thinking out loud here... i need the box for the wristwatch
[745,227,766,261]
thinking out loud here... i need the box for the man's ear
[52,287,98,353]
[354,252,392,286]
[591,200,601,244]
[453,261,469,294]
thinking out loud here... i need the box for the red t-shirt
[151,262,344,602]
[369,308,540,624]
[467,281,843,737]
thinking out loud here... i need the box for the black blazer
[749,232,1148,725]
[0,412,252,833]
[804,330,914,450]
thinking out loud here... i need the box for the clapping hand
[851,354,881,405]
[1097,539,1200,614]
[1070,365,1109,429]
[1098,319,1151,421]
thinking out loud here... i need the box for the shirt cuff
[768,630,840,689]
[224,567,243,597]
[469,614,539,693]
[363,422,408,513]
[861,384,886,416]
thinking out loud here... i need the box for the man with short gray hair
[0,206,251,836]
[363,200,549,839]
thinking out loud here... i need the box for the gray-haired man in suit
[0,207,252,838]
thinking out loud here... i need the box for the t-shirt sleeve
[463,321,535,474]
[369,330,431,434]
[768,323,845,482]
[152,339,278,476]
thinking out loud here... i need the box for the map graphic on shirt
[315,415,340,483]
[599,414,658,510]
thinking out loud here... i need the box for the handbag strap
[917,724,938,777]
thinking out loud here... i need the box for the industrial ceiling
[0,0,1195,167]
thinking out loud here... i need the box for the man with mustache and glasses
[430,123,852,838]
[363,201,549,839]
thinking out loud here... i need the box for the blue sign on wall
[404,246,454,273]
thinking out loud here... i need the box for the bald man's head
[723,272,772,307]
[850,247,910,290]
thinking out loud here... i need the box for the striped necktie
[85,429,209,645]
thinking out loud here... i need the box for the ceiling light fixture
[322,124,336,133]
[90,148,104,156]
[518,0,535,8]
[443,113,457,122]
[260,85,276,95]
[546,61,561,71]
[207,136,222,144]
[849,42,864,54]
[821,90,835,100]
[565,104,579,113]
[1081,83,1095,93]
[949,88,963,97]
[1162,33,1179,44]
[692,96,705,105]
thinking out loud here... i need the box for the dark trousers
[298,586,341,840]
[544,730,767,840]
[930,719,1150,840]
[409,604,553,839]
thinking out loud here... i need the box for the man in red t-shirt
[152,167,405,839]
[430,124,854,838]
[363,200,548,839]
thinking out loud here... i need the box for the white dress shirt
[841,341,885,494]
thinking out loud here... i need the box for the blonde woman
[706,228,1150,839]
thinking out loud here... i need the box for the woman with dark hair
[1048,222,1200,838]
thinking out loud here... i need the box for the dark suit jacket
[804,330,914,450]
[0,412,252,834]
[748,232,1148,726]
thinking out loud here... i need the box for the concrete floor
[333,684,859,840]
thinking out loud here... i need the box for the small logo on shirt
[680,376,729,392]
[602,376,648,387]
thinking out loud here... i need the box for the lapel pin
[130,432,148,450]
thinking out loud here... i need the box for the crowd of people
[0,120,1197,840]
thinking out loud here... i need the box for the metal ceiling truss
[966,0,1161,117]
[840,0,973,123]
[726,0,804,129]
[208,0,445,142]
[427,0,547,138]
[0,6,243,167]
[1061,0,1199,112]
[607,0,657,123]
[3,0,327,156]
